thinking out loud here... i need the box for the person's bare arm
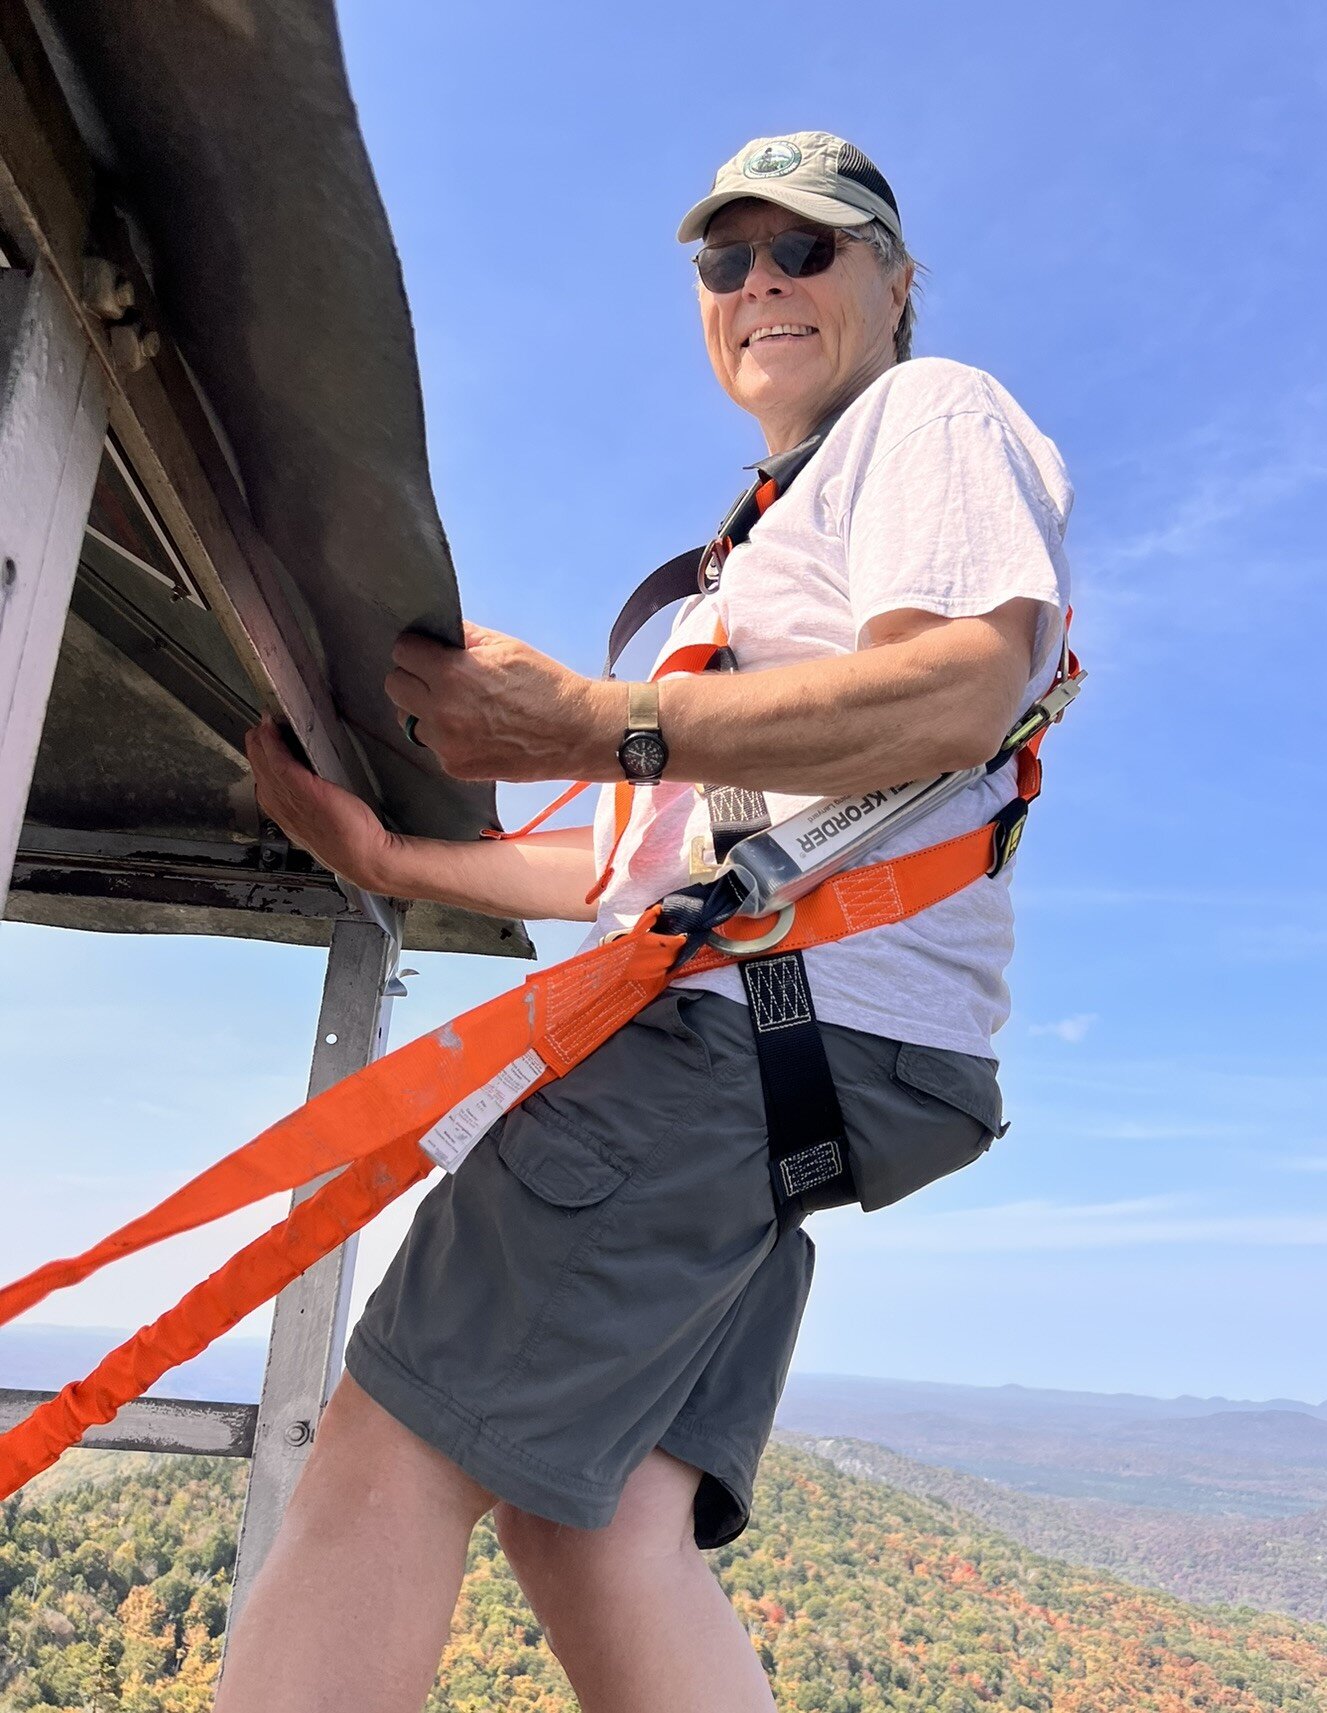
[387,598,1043,799]
[244,718,599,921]
[654,599,1042,795]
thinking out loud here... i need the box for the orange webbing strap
[479,778,594,842]
[683,746,1043,973]
[481,630,728,904]
[1,1138,436,1495]
[0,670,1061,1496]
[0,913,686,1499]
[583,626,728,906]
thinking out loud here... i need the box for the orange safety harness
[0,449,1082,1500]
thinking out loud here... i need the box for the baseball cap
[677,131,903,244]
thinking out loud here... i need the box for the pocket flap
[497,1107,628,1208]
[894,1043,1005,1139]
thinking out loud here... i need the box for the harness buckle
[697,538,729,591]
[992,671,1088,768]
[688,833,720,881]
[705,903,796,957]
[987,799,1029,877]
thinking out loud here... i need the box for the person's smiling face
[698,198,911,452]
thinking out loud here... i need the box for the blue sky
[2,0,1326,1403]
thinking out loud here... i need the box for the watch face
[620,733,668,780]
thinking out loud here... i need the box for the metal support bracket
[227,907,405,1627]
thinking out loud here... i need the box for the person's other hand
[244,716,404,893]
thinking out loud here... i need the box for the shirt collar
[743,403,848,486]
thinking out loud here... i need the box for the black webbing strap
[615,406,856,1229]
[601,406,846,680]
[738,949,856,1225]
[603,549,705,679]
[701,664,856,1231]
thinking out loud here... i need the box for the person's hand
[384,622,619,782]
[244,716,404,894]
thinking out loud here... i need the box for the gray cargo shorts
[346,987,1003,1549]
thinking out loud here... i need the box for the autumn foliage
[2,1445,1325,1710]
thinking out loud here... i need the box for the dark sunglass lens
[697,241,755,294]
[770,229,837,278]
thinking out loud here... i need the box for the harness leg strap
[736,948,857,1228]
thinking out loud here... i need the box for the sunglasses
[693,225,858,295]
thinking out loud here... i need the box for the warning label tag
[418,1049,547,1173]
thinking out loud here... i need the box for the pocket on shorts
[497,1112,628,1208]
[847,1042,1005,1214]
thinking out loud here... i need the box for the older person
[223,132,1073,1713]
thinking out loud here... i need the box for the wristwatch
[616,681,669,785]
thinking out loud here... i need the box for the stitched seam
[494,1103,699,1392]
[512,1092,633,1174]
[746,957,814,1030]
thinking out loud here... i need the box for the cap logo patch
[743,141,802,179]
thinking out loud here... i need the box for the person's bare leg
[494,1449,776,1713]
[215,1373,495,1713]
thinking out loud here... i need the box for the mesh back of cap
[836,144,900,220]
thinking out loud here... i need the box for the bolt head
[283,1419,312,1447]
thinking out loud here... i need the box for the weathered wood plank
[0,262,107,913]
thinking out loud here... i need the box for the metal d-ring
[704,903,796,958]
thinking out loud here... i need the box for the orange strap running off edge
[0,600,1076,1498]
[0,722,1050,1500]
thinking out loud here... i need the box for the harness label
[765,779,936,864]
[418,1049,548,1173]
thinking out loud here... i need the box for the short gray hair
[849,219,922,362]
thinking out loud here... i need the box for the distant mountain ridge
[776,1372,1327,1515]
[780,1431,1327,1622]
[0,1325,266,1403]
[8,1334,1323,1422]
[778,1370,1327,1426]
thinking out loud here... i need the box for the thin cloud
[1105,454,1327,569]
[1029,1013,1097,1043]
[817,1194,1327,1254]
[1021,886,1327,912]
[1075,1119,1251,1142]
[1083,394,1327,585]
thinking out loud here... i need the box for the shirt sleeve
[842,409,1068,650]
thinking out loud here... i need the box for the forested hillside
[3,1445,1326,1711]
[782,1432,1327,1622]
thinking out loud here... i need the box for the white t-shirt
[580,357,1074,1055]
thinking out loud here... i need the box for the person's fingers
[383,665,429,713]
[245,718,330,832]
[390,632,454,676]
[247,717,299,787]
[461,618,501,647]
[244,718,283,790]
